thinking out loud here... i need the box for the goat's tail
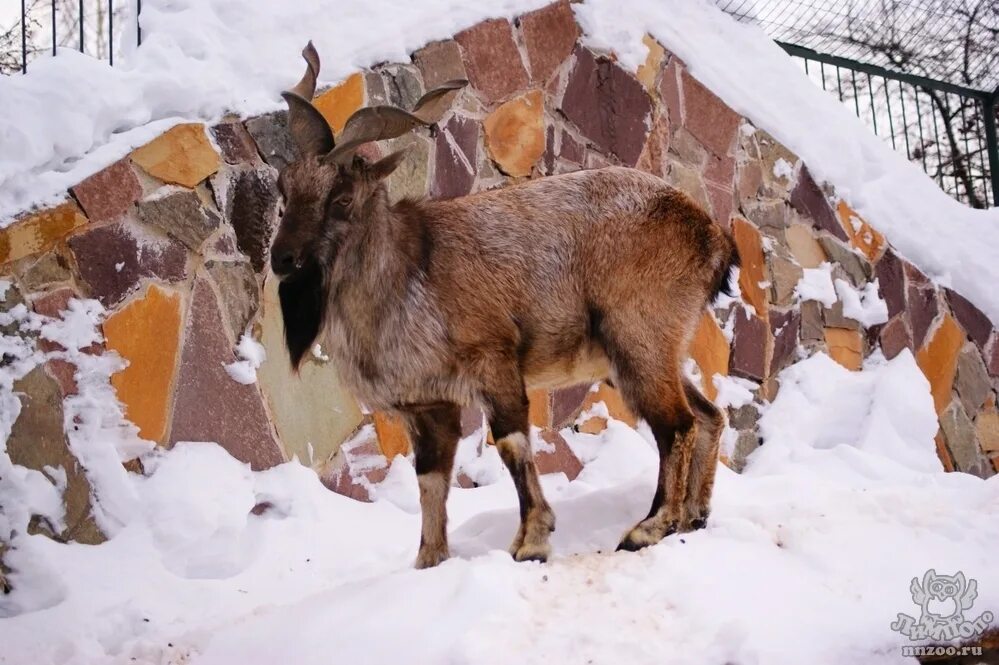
[708,229,740,303]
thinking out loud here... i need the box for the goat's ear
[282,42,334,156]
[368,149,409,181]
[277,264,328,372]
[282,93,335,157]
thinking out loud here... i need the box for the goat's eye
[336,192,353,206]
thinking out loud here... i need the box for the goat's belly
[523,346,611,390]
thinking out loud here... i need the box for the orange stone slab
[484,90,545,177]
[916,314,965,414]
[131,123,220,188]
[825,327,863,371]
[689,310,729,401]
[577,415,609,435]
[313,73,365,135]
[0,202,87,266]
[934,431,956,472]
[732,216,768,321]
[836,201,885,262]
[528,387,551,428]
[374,411,411,459]
[582,382,638,428]
[103,284,183,442]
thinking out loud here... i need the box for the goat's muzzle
[270,246,303,279]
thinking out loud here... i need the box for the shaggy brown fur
[270,45,738,567]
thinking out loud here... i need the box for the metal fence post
[21,0,27,73]
[984,90,999,208]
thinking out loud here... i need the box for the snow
[712,374,758,409]
[772,157,795,180]
[836,279,890,327]
[794,262,837,307]
[574,0,999,326]
[0,0,553,222]
[224,334,266,385]
[2,295,998,664]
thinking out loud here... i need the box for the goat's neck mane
[278,259,329,371]
[281,188,429,369]
[343,190,432,298]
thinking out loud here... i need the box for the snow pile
[794,262,837,306]
[793,263,889,327]
[1,301,996,663]
[836,279,889,326]
[0,0,552,221]
[224,334,267,385]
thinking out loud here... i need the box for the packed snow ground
[1,297,998,664]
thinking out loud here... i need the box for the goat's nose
[271,249,298,276]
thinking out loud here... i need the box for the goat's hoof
[415,547,450,569]
[617,520,678,552]
[511,541,550,563]
[679,508,710,533]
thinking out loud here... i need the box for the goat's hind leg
[611,353,698,552]
[401,403,462,569]
[679,378,724,532]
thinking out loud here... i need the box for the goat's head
[270,42,465,280]
[271,42,465,368]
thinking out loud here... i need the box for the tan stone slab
[785,223,827,269]
[732,216,769,322]
[103,283,183,443]
[256,275,363,465]
[7,367,104,544]
[825,327,862,371]
[636,34,666,95]
[975,412,999,453]
[689,310,729,401]
[916,314,964,415]
[484,90,545,177]
[131,123,220,188]
[314,73,365,135]
[0,201,87,266]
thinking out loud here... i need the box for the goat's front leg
[483,375,555,563]
[400,403,462,569]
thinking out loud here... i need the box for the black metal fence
[4,0,139,74]
[783,42,999,209]
[716,0,999,209]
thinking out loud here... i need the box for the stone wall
[2,1,997,545]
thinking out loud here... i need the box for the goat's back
[406,167,735,388]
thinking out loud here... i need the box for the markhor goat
[270,44,739,568]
